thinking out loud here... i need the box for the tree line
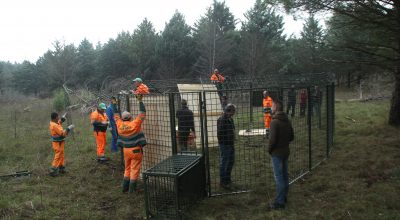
[0,0,399,125]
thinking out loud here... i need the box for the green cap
[98,103,107,110]
[133,77,142,82]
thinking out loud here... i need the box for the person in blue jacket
[106,96,119,152]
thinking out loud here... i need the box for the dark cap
[224,103,236,113]
[181,99,187,106]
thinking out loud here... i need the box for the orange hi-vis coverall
[49,120,67,168]
[133,83,150,95]
[210,73,225,83]
[263,96,273,129]
[90,110,109,157]
[115,112,146,181]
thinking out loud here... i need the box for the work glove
[66,124,75,132]
[61,112,67,122]
[136,94,143,102]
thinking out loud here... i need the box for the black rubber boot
[129,181,137,193]
[49,167,59,177]
[122,178,130,193]
[59,166,66,174]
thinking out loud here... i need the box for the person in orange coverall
[210,68,225,97]
[263,90,273,138]
[49,112,74,177]
[115,95,147,193]
[132,77,149,95]
[90,103,109,162]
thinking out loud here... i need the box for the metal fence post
[249,82,253,125]
[202,91,212,196]
[169,93,177,155]
[125,95,130,112]
[326,85,330,158]
[332,82,336,145]
[307,87,312,171]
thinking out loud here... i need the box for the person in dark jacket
[268,101,294,210]
[176,99,195,151]
[286,85,296,117]
[299,89,308,117]
[217,103,236,189]
[311,85,322,128]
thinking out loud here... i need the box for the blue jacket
[106,104,117,130]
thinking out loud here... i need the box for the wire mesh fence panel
[204,89,273,196]
[127,94,174,172]
[327,84,335,155]
[309,86,328,168]
[117,80,335,200]
[281,87,310,181]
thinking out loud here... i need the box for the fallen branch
[345,116,356,123]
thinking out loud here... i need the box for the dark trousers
[216,83,223,97]
[286,102,296,117]
[178,131,190,151]
[311,103,322,128]
[219,144,235,185]
[300,103,306,116]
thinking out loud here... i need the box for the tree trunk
[389,0,400,126]
[347,72,351,88]
[388,69,400,126]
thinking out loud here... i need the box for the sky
[0,0,305,63]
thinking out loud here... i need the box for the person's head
[291,85,295,90]
[224,103,236,117]
[272,100,283,114]
[181,99,187,107]
[214,68,219,74]
[263,90,269,98]
[51,112,59,121]
[133,78,143,87]
[222,95,227,100]
[111,96,117,105]
[121,111,132,121]
[98,103,107,113]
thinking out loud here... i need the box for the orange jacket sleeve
[134,84,150,95]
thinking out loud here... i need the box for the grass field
[0,96,399,219]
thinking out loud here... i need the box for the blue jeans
[272,156,289,205]
[219,144,235,185]
[110,125,118,152]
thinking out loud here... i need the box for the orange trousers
[94,131,106,157]
[264,113,271,129]
[123,147,143,181]
[52,141,65,167]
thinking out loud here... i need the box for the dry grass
[0,97,399,219]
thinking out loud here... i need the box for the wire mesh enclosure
[143,153,206,219]
[116,74,335,217]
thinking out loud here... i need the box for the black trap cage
[143,153,206,219]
